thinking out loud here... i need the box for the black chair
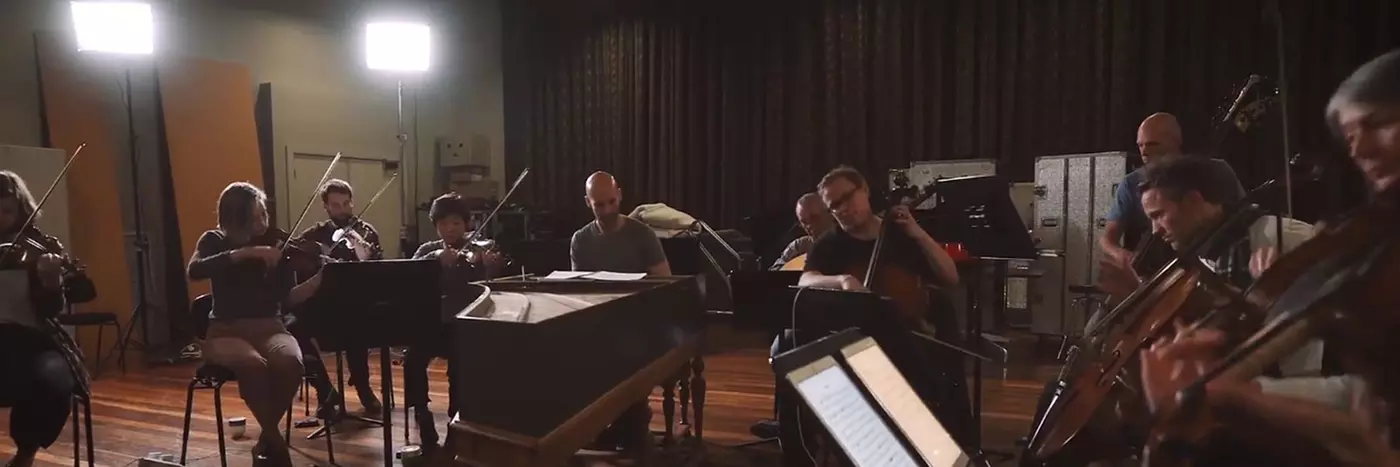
[57,305,121,378]
[178,294,333,466]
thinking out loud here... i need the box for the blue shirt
[1107,158,1247,227]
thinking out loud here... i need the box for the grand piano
[446,275,707,467]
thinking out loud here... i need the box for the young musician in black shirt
[0,170,97,467]
[406,193,503,449]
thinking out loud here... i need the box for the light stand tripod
[111,67,158,371]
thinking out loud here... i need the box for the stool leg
[180,381,196,463]
[214,385,228,467]
[285,403,292,445]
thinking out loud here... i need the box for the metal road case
[889,159,997,210]
[1030,152,1129,336]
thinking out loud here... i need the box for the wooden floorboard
[0,332,1063,466]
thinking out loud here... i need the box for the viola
[251,226,336,278]
[1141,187,1400,467]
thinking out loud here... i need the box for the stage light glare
[366,22,430,72]
[71,2,154,55]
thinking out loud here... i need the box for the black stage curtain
[503,0,1400,229]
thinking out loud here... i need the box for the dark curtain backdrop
[502,0,1400,230]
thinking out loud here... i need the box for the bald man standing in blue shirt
[1100,113,1246,266]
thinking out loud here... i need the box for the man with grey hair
[768,192,834,270]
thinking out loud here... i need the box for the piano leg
[662,379,676,446]
[678,359,691,425]
[690,355,706,441]
[379,346,394,467]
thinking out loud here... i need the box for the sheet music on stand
[774,329,974,467]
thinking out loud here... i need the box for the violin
[1141,187,1400,467]
[447,168,530,272]
[251,226,338,278]
[0,227,85,279]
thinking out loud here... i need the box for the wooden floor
[0,328,1063,466]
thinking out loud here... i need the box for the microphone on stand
[1222,74,1262,126]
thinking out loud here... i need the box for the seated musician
[749,193,835,439]
[1100,113,1245,268]
[768,193,834,271]
[570,171,669,453]
[0,171,96,467]
[188,182,323,467]
[286,179,382,418]
[784,166,972,462]
[1138,49,1400,467]
[407,192,504,450]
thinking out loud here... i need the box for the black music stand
[729,270,802,333]
[301,259,441,467]
[926,175,1037,464]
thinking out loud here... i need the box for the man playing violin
[1136,49,1400,467]
[780,166,971,464]
[0,170,97,467]
[406,192,504,450]
[188,182,324,466]
[286,179,383,419]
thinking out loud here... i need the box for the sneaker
[749,419,779,439]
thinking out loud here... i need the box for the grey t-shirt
[570,217,668,273]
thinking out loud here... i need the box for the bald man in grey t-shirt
[570,171,672,276]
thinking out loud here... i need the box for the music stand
[301,259,441,467]
[773,328,974,467]
[728,270,802,333]
[925,175,1036,463]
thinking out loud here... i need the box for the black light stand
[112,67,158,371]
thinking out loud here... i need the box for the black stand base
[733,437,778,449]
[309,352,387,441]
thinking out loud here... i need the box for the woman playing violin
[187,182,323,467]
[0,170,96,467]
[1139,49,1400,466]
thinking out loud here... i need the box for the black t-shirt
[803,225,936,282]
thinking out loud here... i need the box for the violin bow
[464,168,531,244]
[283,152,344,257]
[1,142,87,262]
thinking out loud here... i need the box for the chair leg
[72,398,80,467]
[84,400,95,467]
[180,381,197,464]
[285,403,292,445]
[94,324,105,380]
[214,385,228,467]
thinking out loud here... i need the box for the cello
[841,182,943,326]
[1141,187,1400,467]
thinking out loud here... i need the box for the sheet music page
[541,270,589,280]
[583,271,646,281]
[794,364,919,467]
[846,344,964,466]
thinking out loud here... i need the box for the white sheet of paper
[794,362,919,467]
[584,271,647,281]
[541,271,590,280]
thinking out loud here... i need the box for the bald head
[585,171,623,225]
[1137,112,1183,163]
[795,192,834,238]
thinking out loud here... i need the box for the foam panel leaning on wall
[1029,152,1128,336]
